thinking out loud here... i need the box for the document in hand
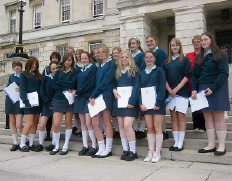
[141,86,156,110]
[63,90,74,105]
[88,94,106,118]
[167,95,189,114]
[117,86,133,108]
[20,91,39,108]
[189,90,209,112]
[3,82,20,104]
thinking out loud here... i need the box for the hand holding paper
[3,82,20,104]
[63,90,74,105]
[88,95,106,118]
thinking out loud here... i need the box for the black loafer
[120,151,129,160]
[86,147,97,156]
[97,152,112,158]
[20,146,29,152]
[10,144,19,151]
[60,149,69,155]
[214,149,226,156]
[35,144,44,152]
[136,131,146,139]
[50,149,59,155]
[125,152,138,161]
[175,146,184,151]
[163,132,169,140]
[113,131,120,138]
[79,147,89,156]
[44,137,52,141]
[198,147,216,153]
[45,144,55,151]
[28,145,36,151]
[169,146,177,151]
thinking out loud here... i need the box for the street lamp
[9,0,29,59]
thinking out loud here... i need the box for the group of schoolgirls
[6,31,230,163]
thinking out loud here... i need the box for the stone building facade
[0,0,231,77]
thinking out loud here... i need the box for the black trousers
[192,110,206,130]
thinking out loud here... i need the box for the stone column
[174,5,207,54]
[119,14,151,50]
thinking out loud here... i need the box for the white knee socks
[20,134,27,148]
[129,141,136,153]
[29,133,36,146]
[205,129,216,150]
[172,131,179,147]
[12,134,18,145]
[177,131,185,149]
[95,140,105,155]
[121,138,129,151]
[82,130,88,148]
[147,134,156,152]
[88,130,96,149]
[63,129,72,150]
[53,132,60,150]
[155,134,163,153]
[39,131,45,145]
[100,138,113,156]
[216,130,227,151]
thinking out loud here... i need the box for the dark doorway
[216,30,232,63]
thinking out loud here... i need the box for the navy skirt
[199,81,230,112]
[103,97,113,111]
[74,96,89,114]
[112,98,139,117]
[141,100,166,115]
[41,102,53,117]
[23,105,41,115]
[5,96,24,115]
[53,98,74,113]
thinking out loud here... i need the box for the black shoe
[175,146,184,151]
[20,146,29,152]
[169,146,177,151]
[214,149,226,156]
[35,144,44,152]
[26,141,29,146]
[198,147,216,153]
[10,144,19,151]
[125,152,138,161]
[86,147,97,156]
[60,149,69,155]
[50,149,59,155]
[45,144,55,151]
[73,131,81,136]
[163,131,169,140]
[79,147,89,156]
[97,151,112,158]
[28,145,36,151]
[113,131,120,138]
[72,126,78,134]
[120,151,129,160]
[134,130,138,137]
[136,131,146,139]
[44,137,52,141]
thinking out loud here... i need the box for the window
[34,4,42,29]
[10,11,16,33]
[58,45,68,57]
[93,0,103,17]
[30,49,39,59]
[89,41,102,51]
[61,0,70,23]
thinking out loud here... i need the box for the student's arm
[156,69,166,108]
[40,76,52,108]
[19,72,31,107]
[128,72,141,106]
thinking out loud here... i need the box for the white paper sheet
[63,90,74,105]
[20,91,39,108]
[167,95,189,114]
[141,86,156,110]
[117,86,133,108]
[88,95,106,118]
[189,90,209,112]
[3,82,20,104]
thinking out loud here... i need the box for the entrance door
[216,30,232,63]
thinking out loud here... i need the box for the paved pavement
[0,144,231,181]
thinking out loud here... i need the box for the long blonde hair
[115,50,139,79]
[165,38,184,65]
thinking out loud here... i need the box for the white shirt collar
[48,73,53,79]
[14,73,20,78]
[145,65,156,74]
[204,49,212,56]
[64,67,71,73]
[101,59,112,67]
[153,47,159,52]
[172,54,180,61]
[81,63,92,72]
[121,66,128,74]
[131,50,142,58]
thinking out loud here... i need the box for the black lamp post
[9,0,29,59]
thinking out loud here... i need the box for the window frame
[30,49,39,59]
[34,4,42,29]
[57,45,68,58]
[89,41,102,52]
[93,0,104,18]
[61,0,70,23]
[9,11,16,33]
